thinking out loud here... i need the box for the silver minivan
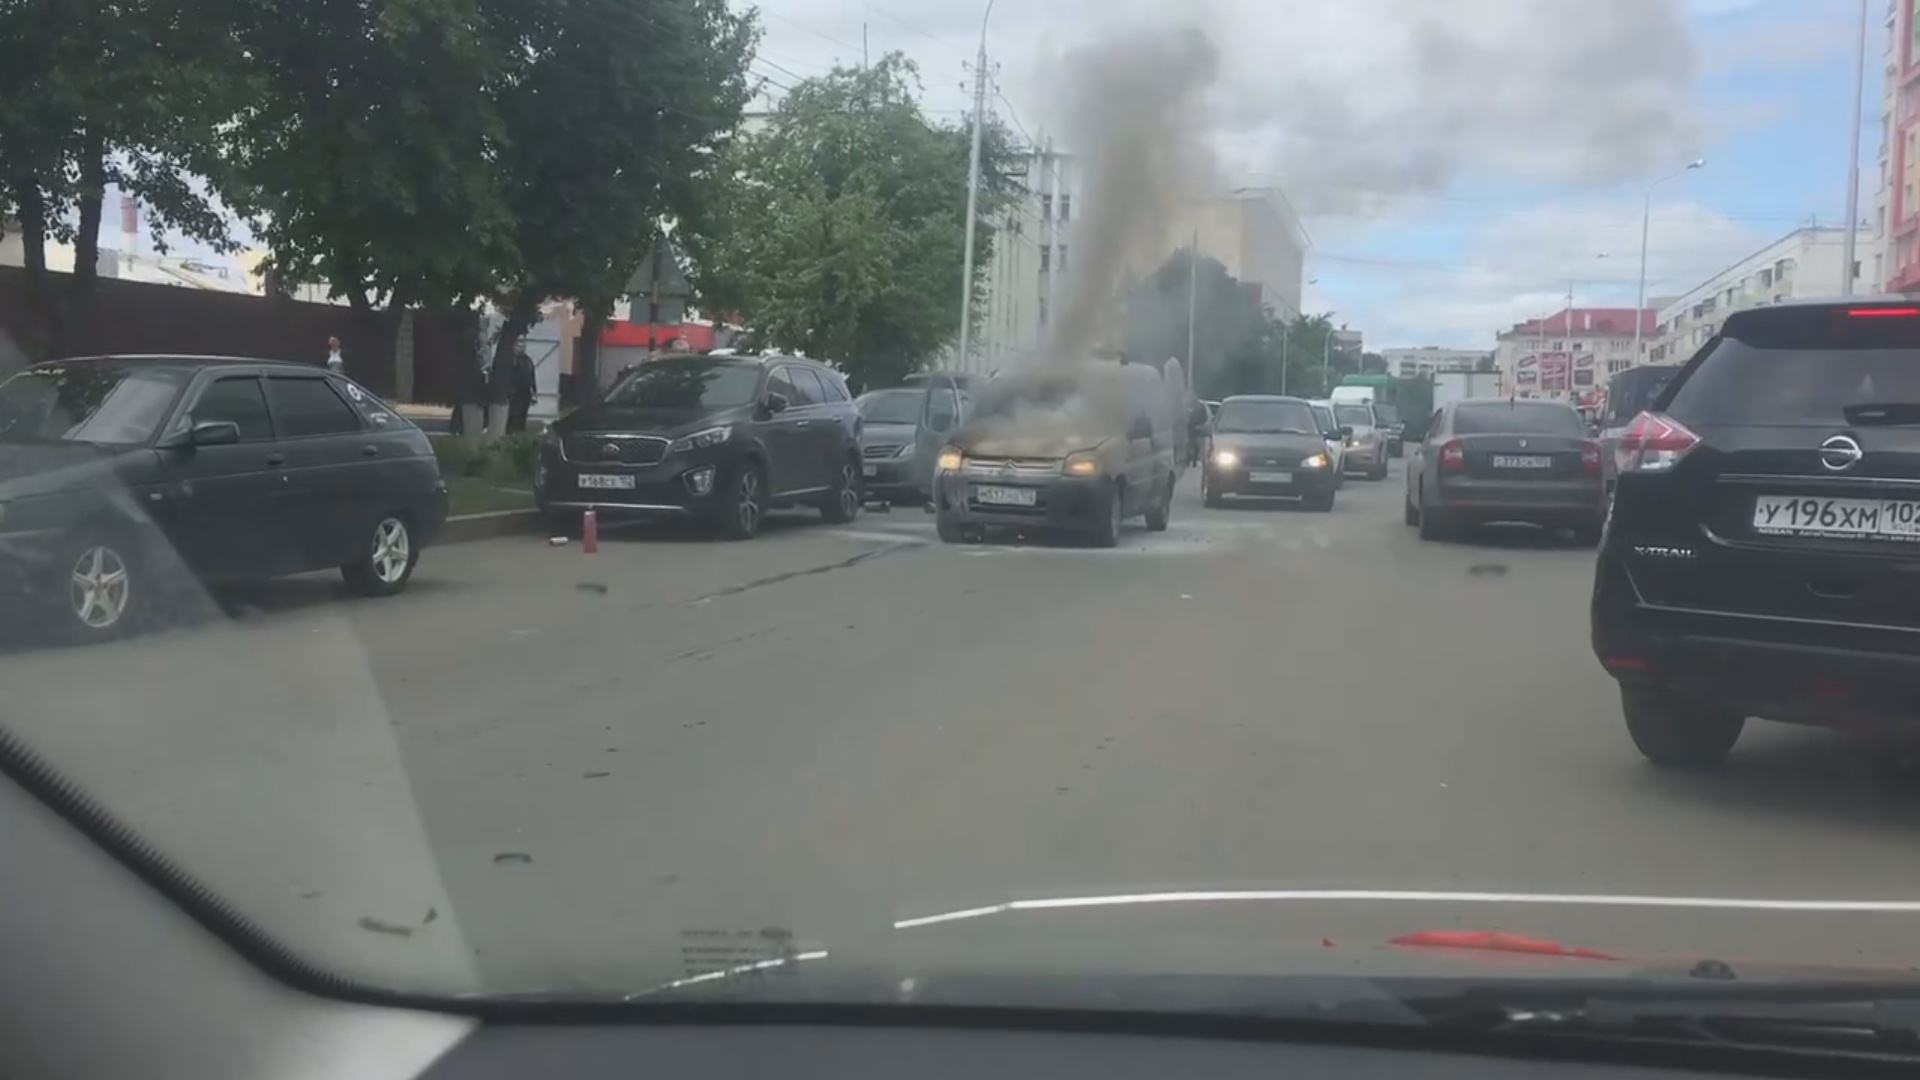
[1332,400,1390,480]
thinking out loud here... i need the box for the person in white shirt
[326,336,344,373]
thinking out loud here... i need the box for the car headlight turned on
[1062,452,1100,476]
[935,446,964,472]
[1212,449,1239,468]
[1299,453,1327,469]
[669,425,732,453]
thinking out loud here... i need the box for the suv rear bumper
[1592,554,1920,729]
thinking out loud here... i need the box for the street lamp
[1841,0,1868,296]
[1633,159,1704,365]
[955,0,997,371]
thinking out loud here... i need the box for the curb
[438,508,546,545]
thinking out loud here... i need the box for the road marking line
[893,890,1920,929]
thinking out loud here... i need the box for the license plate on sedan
[1248,470,1292,484]
[974,485,1037,506]
[1491,455,1552,468]
[1752,495,1920,541]
[578,473,635,489]
[862,464,878,477]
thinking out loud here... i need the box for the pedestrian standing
[506,340,537,434]
[325,336,344,373]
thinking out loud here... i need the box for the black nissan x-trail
[1593,297,1920,769]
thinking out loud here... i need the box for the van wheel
[1144,474,1173,531]
[1621,687,1744,769]
[343,514,419,597]
[1202,471,1223,508]
[1088,482,1123,547]
[1404,492,1420,526]
[936,515,967,543]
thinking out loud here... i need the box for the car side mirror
[927,410,955,432]
[186,420,240,447]
[1339,425,1354,439]
[762,392,789,415]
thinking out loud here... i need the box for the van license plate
[975,485,1037,506]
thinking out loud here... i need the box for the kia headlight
[669,425,732,452]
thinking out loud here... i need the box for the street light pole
[955,0,996,372]
[1841,0,1868,296]
[1633,159,1705,366]
[1185,230,1198,392]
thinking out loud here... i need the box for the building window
[1059,194,1071,222]
[1039,245,1050,271]
[1057,245,1068,271]
[1037,297,1048,325]
[1040,194,1053,220]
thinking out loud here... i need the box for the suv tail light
[1438,439,1465,470]
[1580,440,1601,473]
[1614,411,1698,475]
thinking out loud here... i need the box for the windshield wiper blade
[1404,979,1920,1055]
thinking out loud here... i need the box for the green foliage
[689,53,1022,389]
[0,0,250,351]
[1125,252,1365,400]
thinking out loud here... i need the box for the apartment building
[1647,226,1877,362]
[1494,308,1653,399]
[1880,0,1920,292]
[1382,346,1493,378]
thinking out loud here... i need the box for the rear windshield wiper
[1842,403,1920,426]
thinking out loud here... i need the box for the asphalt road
[9,462,1920,998]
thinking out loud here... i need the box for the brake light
[1614,411,1698,474]
[1438,439,1465,470]
[1580,440,1601,473]
[1847,307,1920,317]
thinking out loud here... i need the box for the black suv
[537,354,862,539]
[1593,297,1920,768]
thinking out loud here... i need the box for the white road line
[893,890,1920,929]
[827,530,931,545]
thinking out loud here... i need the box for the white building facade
[1383,346,1490,378]
[1646,226,1881,364]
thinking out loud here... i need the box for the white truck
[1427,370,1502,416]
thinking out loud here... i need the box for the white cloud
[1348,200,1771,348]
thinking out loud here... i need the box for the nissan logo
[603,442,622,458]
[1818,434,1863,472]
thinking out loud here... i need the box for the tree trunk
[575,303,608,405]
[9,177,53,361]
[63,135,107,358]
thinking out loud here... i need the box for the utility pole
[1278,324,1289,396]
[1185,231,1198,392]
[956,0,996,372]
[1634,160,1705,364]
[1841,0,1867,296]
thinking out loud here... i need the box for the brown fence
[0,266,477,403]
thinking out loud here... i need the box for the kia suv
[1592,298,1920,768]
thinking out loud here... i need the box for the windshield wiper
[1403,978,1920,1057]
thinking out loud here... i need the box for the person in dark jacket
[506,341,537,433]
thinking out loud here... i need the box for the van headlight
[1299,453,1327,468]
[1212,449,1239,468]
[935,446,964,472]
[1063,452,1100,476]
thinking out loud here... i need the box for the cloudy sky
[739,0,1873,348]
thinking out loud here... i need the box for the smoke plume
[1037,24,1223,369]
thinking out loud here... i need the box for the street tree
[0,0,248,357]
[1124,249,1279,398]
[691,53,1020,390]
[223,0,522,377]
[485,0,758,396]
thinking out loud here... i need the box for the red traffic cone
[582,509,599,553]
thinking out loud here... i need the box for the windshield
[857,389,922,425]
[2,1,1908,1047]
[603,361,761,410]
[1213,399,1320,435]
[1333,403,1374,428]
[0,365,185,445]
